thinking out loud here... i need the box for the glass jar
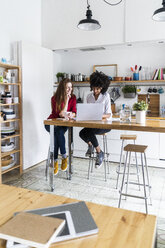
[120,104,131,123]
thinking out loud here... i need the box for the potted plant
[122,85,136,98]
[133,100,148,124]
[56,72,64,82]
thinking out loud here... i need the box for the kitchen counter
[113,114,165,120]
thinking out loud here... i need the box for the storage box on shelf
[0,62,22,184]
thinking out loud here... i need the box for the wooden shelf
[1,164,21,174]
[0,82,20,86]
[2,118,21,123]
[111,80,165,83]
[0,103,19,106]
[55,80,165,85]
[0,62,20,70]
[1,133,20,141]
[0,63,22,183]
[1,149,20,158]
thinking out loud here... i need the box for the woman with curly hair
[79,71,112,168]
[45,78,76,175]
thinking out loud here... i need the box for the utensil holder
[133,73,139,81]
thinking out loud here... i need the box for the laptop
[76,103,103,121]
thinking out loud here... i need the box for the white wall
[20,42,53,169]
[0,0,42,60]
[54,42,165,79]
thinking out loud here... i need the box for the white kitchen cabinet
[159,133,165,159]
[125,0,165,42]
[71,127,164,168]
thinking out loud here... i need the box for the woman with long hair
[45,78,76,175]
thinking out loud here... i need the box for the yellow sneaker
[61,157,68,171]
[54,161,59,175]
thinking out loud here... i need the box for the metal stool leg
[141,153,148,214]
[103,135,107,181]
[134,140,140,190]
[116,139,124,189]
[87,150,95,179]
[45,146,50,181]
[118,151,128,208]
[105,135,110,174]
[88,156,92,179]
[144,152,152,205]
[125,151,131,199]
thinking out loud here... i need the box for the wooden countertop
[113,114,165,120]
[44,118,165,133]
[0,185,156,248]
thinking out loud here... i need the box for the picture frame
[93,64,118,79]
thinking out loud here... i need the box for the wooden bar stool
[88,133,109,181]
[116,134,139,189]
[118,144,152,214]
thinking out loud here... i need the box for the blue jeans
[79,128,111,148]
[45,125,68,159]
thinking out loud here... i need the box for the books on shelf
[152,68,165,80]
[0,212,65,248]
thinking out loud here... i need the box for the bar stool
[118,144,152,214]
[116,134,139,189]
[87,133,109,181]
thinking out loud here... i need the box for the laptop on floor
[76,103,103,121]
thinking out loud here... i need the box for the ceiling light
[77,0,122,31]
[77,0,101,31]
[153,0,165,21]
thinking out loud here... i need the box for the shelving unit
[0,62,22,183]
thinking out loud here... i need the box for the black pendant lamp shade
[77,1,101,31]
[153,0,165,21]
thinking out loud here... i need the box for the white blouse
[87,92,112,115]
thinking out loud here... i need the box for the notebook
[0,212,65,248]
[9,201,98,247]
[76,103,103,121]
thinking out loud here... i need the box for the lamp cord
[87,0,90,8]
[103,0,122,6]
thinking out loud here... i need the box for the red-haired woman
[45,78,76,175]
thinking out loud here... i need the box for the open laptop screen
[76,103,103,121]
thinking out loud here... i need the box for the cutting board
[138,94,160,117]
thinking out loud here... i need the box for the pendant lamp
[77,0,101,31]
[153,0,165,21]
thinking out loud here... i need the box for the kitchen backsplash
[72,85,165,116]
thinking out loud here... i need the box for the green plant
[122,85,137,94]
[56,72,64,79]
[133,101,148,111]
